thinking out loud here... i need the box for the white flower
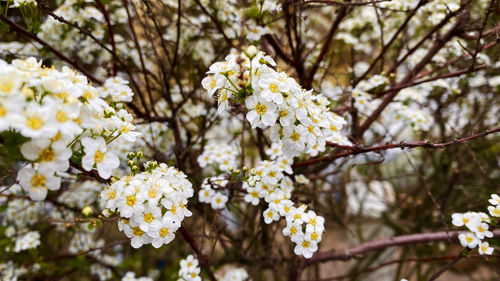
[14,231,40,252]
[210,192,228,210]
[17,165,61,201]
[488,194,500,205]
[134,206,162,232]
[148,216,177,248]
[294,235,318,259]
[179,255,199,275]
[245,94,278,128]
[246,25,268,41]
[295,174,310,185]
[243,186,260,205]
[471,222,493,240]
[81,137,120,179]
[282,125,307,156]
[458,232,479,249]
[282,221,302,242]
[21,139,71,172]
[263,207,280,224]
[258,71,288,104]
[478,241,494,255]
[305,227,323,244]
[451,212,481,229]
[487,205,500,217]
[19,101,58,138]
[198,188,214,203]
[201,75,224,96]
[117,186,146,218]
[265,143,282,159]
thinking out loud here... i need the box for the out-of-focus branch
[0,14,102,84]
[300,0,391,6]
[353,0,428,86]
[179,225,217,281]
[356,5,470,137]
[304,3,349,88]
[94,0,117,75]
[263,34,294,64]
[293,127,500,168]
[306,229,500,265]
[302,253,500,281]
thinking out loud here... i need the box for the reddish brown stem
[179,225,217,281]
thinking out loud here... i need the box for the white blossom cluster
[197,141,238,171]
[216,267,249,281]
[0,57,138,201]
[198,175,229,210]
[451,194,499,255]
[103,162,194,248]
[352,76,433,132]
[13,231,40,252]
[0,262,27,281]
[59,180,104,209]
[1,185,43,228]
[177,254,201,281]
[243,156,323,258]
[201,46,351,158]
[122,272,153,281]
[91,264,113,281]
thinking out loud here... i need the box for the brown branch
[179,225,217,281]
[306,229,500,265]
[94,0,118,75]
[356,6,470,137]
[0,14,102,84]
[427,250,465,281]
[263,34,294,64]
[193,0,233,47]
[353,0,428,86]
[293,127,500,168]
[304,4,349,88]
[300,0,391,6]
[122,0,156,116]
[374,64,487,98]
[302,253,500,281]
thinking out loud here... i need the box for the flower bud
[82,206,93,216]
[246,45,258,57]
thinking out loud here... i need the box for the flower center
[39,147,55,162]
[311,232,318,241]
[159,227,169,237]
[0,106,6,117]
[255,104,267,115]
[120,124,130,134]
[144,213,154,223]
[269,83,279,93]
[56,110,68,123]
[0,80,14,93]
[302,241,310,248]
[30,173,46,187]
[126,195,136,206]
[26,116,44,130]
[290,132,300,142]
[94,150,104,163]
[133,227,144,236]
[148,190,156,199]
